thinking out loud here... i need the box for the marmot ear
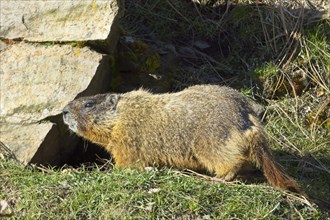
[107,94,120,111]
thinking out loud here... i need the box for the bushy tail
[255,145,303,194]
[247,115,304,194]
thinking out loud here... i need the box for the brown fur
[63,85,303,193]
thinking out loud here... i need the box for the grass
[0,159,327,219]
[1,0,330,219]
[264,95,330,209]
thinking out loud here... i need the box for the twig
[262,202,280,219]
[34,164,52,173]
[166,0,190,23]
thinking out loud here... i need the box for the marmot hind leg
[214,163,243,181]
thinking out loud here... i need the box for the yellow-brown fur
[63,85,303,193]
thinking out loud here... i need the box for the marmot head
[63,93,120,144]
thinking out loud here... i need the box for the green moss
[12,103,52,115]
[120,40,161,75]
[38,41,86,48]
[251,62,279,82]
[108,54,122,90]
[69,41,86,48]
[131,40,149,55]
[140,53,161,75]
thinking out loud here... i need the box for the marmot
[63,85,302,193]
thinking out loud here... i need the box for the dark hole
[67,138,112,167]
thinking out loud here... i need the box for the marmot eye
[84,100,95,108]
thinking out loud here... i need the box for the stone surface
[0,40,9,51]
[0,0,123,42]
[0,42,112,164]
[0,42,109,123]
[193,40,211,50]
[0,123,53,165]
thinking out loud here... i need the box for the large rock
[0,0,123,42]
[0,42,112,165]
[1,43,109,123]
[1,123,53,164]
[0,0,122,165]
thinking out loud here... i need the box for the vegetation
[1,0,329,219]
[0,159,326,219]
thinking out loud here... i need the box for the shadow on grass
[246,149,330,212]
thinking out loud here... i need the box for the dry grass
[1,0,329,218]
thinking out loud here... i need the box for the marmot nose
[62,106,70,116]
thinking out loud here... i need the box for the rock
[0,123,53,165]
[193,40,211,50]
[0,40,9,51]
[0,0,123,42]
[178,46,197,59]
[0,0,122,165]
[0,42,113,165]
[0,199,13,217]
[0,43,110,123]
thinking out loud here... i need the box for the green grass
[251,62,279,82]
[265,97,330,206]
[1,159,327,219]
[1,0,330,219]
